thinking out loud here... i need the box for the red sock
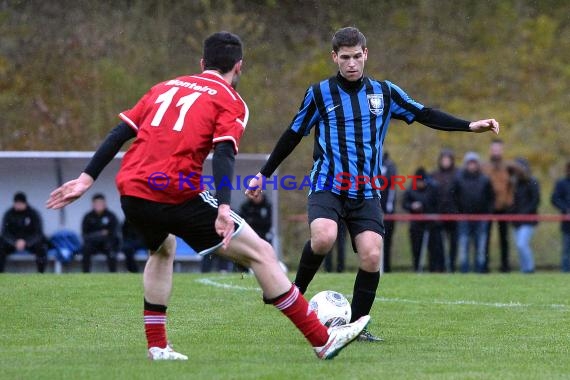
[144,310,168,349]
[272,285,329,347]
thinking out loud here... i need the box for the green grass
[1,273,569,380]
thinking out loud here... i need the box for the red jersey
[116,71,248,204]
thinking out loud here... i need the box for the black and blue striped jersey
[259,73,471,199]
[289,74,424,199]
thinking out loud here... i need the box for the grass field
[1,273,569,380]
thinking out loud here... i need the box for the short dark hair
[13,192,27,203]
[332,27,366,52]
[203,32,243,74]
[92,193,105,201]
[491,138,504,144]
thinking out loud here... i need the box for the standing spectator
[380,152,397,273]
[551,160,570,272]
[121,219,143,273]
[452,152,495,273]
[508,158,540,274]
[430,148,459,272]
[81,193,120,273]
[402,168,443,272]
[482,139,514,272]
[0,192,47,273]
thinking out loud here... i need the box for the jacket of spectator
[551,164,570,233]
[452,153,495,214]
[482,156,514,212]
[239,194,272,242]
[509,158,540,227]
[82,209,119,242]
[402,171,439,216]
[1,203,44,247]
[430,149,459,214]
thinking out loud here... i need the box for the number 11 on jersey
[150,87,202,131]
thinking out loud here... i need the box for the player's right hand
[215,204,235,249]
[46,172,94,209]
[245,173,263,199]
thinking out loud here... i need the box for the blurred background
[0,0,568,270]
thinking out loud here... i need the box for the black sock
[293,241,326,294]
[350,269,380,322]
[144,298,167,313]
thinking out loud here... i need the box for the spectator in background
[121,219,143,273]
[81,193,120,273]
[380,152,397,273]
[551,160,570,272]
[236,192,274,273]
[0,192,47,273]
[402,168,443,272]
[452,152,495,273]
[482,139,514,272]
[240,192,273,244]
[508,158,540,274]
[430,148,459,272]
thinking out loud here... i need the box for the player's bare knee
[311,233,336,255]
[360,249,382,272]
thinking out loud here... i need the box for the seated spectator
[240,192,273,243]
[551,160,570,272]
[121,219,144,273]
[509,158,540,273]
[452,152,495,273]
[0,192,48,273]
[237,192,273,273]
[81,193,120,272]
[402,167,444,272]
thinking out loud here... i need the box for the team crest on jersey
[367,94,384,115]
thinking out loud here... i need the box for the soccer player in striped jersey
[246,26,499,341]
[46,31,370,361]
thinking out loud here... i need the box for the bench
[4,237,203,274]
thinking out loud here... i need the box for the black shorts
[120,191,244,255]
[307,191,385,245]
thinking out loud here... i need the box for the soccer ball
[309,290,352,327]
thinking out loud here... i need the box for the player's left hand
[245,173,264,200]
[469,119,500,134]
[46,172,94,209]
[215,204,235,249]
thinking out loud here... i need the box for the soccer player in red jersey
[46,32,370,360]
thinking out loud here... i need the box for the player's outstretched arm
[46,173,94,209]
[414,108,499,135]
[245,129,304,200]
[469,119,500,134]
[45,122,136,210]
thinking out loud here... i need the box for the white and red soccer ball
[309,290,352,327]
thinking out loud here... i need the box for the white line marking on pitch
[197,276,568,311]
